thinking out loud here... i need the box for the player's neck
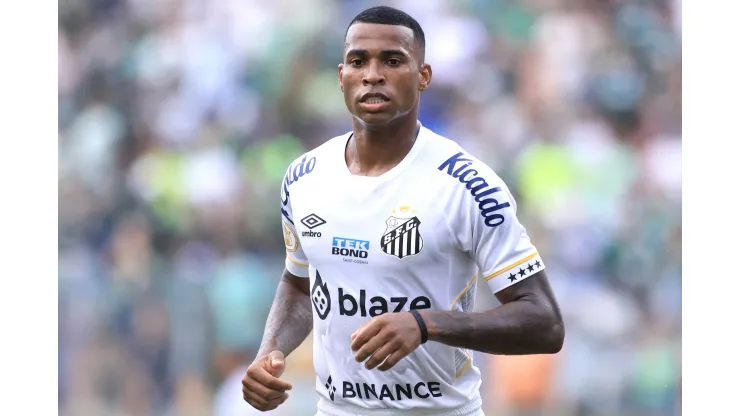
[346,117,420,177]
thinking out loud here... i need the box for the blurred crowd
[58,0,682,415]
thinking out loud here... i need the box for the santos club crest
[380,208,424,259]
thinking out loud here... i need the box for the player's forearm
[257,276,313,358]
[419,297,564,355]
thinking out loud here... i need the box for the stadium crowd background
[58,0,682,415]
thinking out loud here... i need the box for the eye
[350,59,364,67]
[387,58,401,66]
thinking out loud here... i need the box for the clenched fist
[242,351,293,411]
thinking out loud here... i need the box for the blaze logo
[311,275,432,321]
[311,271,331,320]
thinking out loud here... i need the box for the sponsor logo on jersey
[311,271,331,320]
[280,155,317,223]
[339,289,431,317]
[325,375,337,401]
[341,380,442,401]
[282,221,299,252]
[310,273,431,321]
[438,151,511,227]
[300,213,326,237]
[380,206,423,259]
[331,237,369,264]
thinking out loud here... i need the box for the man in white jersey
[242,6,564,416]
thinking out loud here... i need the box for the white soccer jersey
[280,124,545,416]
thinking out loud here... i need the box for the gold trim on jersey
[286,255,308,268]
[456,350,472,378]
[450,273,477,312]
[483,252,539,281]
[451,274,477,379]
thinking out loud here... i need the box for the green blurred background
[58,0,682,415]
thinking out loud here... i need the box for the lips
[360,92,390,103]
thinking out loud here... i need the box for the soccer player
[242,6,564,416]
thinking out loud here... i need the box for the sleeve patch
[282,221,299,253]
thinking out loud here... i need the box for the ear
[419,63,432,92]
[338,63,344,92]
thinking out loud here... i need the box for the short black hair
[346,6,426,62]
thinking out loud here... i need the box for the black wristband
[409,310,429,344]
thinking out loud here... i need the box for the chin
[358,114,395,126]
[353,111,407,129]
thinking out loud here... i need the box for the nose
[362,61,385,86]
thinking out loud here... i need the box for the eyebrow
[345,49,409,59]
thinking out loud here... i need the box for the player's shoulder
[420,127,506,188]
[282,132,350,189]
[421,128,516,226]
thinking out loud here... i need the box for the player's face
[339,23,432,127]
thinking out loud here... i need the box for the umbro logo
[301,214,326,237]
[301,213,326,229]
[325,375,337,401]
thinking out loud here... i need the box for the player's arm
[419,170,563,354]
[256,167,315,359]
[420,269,563,355]
[256,268,313,359]
[243,268,312,411]
[351,270,562,370]
[418,173,564,355]
[243,168,313,411]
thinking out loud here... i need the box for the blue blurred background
[58,0,682,415]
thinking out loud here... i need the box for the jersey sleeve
[445,154,545,294]
[280,170,310,278]
[472,179,545,294]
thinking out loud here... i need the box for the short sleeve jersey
[280,125,545,416]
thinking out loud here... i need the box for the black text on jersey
[339,289,431,317]
[310,270,431,321]
[343,380,442,401]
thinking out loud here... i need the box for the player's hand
[350,312,423,371]
[242,350,293,411]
